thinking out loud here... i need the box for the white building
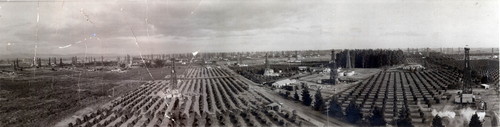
[272,79,297,88]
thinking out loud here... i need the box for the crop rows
[67,66,310,127]
[336,70,453,123]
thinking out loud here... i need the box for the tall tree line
[335,49,405,68]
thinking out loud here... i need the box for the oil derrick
[346,50,352,69]
[265,53,270,70]
[462,47,473,94]
[32,58,35,67]
[116,56,121,65]
[71,56,77,65]
[492,48,495,59]
[426,47,430,57]
[59,58,63,67]
[238,53,242,65]
[167,58,182,99]
[330,50,338,85]
[126,54,132,67]
[456,47,474,106]
[12,59,16,70]
[171,58,178,89]
[37,58,42,67]
[16,58,20,69]
[295,51,299,60]
[263,53,277,76]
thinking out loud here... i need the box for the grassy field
[0,66,184,127]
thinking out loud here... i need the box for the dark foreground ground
[0,66,185,127]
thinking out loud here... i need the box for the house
[272,79,297,88]
[264,68,280,76]
[298,66,308,71]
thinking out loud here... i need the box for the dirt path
[250,85,354,127]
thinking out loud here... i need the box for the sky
[0,0,498,56]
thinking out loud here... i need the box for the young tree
[345,101,362,123]
[469,113,482,127]
[284,91,290,99]
[294,90,300,101]
[369,106,386,126]
[301,86,312,106]
[327,96,343,118]
[396,106,413,127]
[153,59,165,68]
[312,89,325,111]
[432,115,444,127]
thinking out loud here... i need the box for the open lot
[0,67,177,127]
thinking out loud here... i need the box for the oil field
[0,0,499,127]
[0,48,498,127]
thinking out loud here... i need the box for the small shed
[480,84,490,89]
[298,66,308,71]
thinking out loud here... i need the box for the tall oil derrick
[426,47,430,57]
[101,56,104,66]
[11,59,15,70]
[37,58,42,67]
[462,47,473,94]
[295,51,299,60]
[265,53,270,69]
[16,58,20,69]
[346,50,352,69]
[492,48,495,58]
[238,53,242,65]
[330,50,338,85]
[171,58,178,89]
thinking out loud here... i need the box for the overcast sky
[0,0,498,56]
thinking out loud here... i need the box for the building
[264,53,280,76]
[272,79,297,88]
[265,103,282,112]
[330,50,338,85]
